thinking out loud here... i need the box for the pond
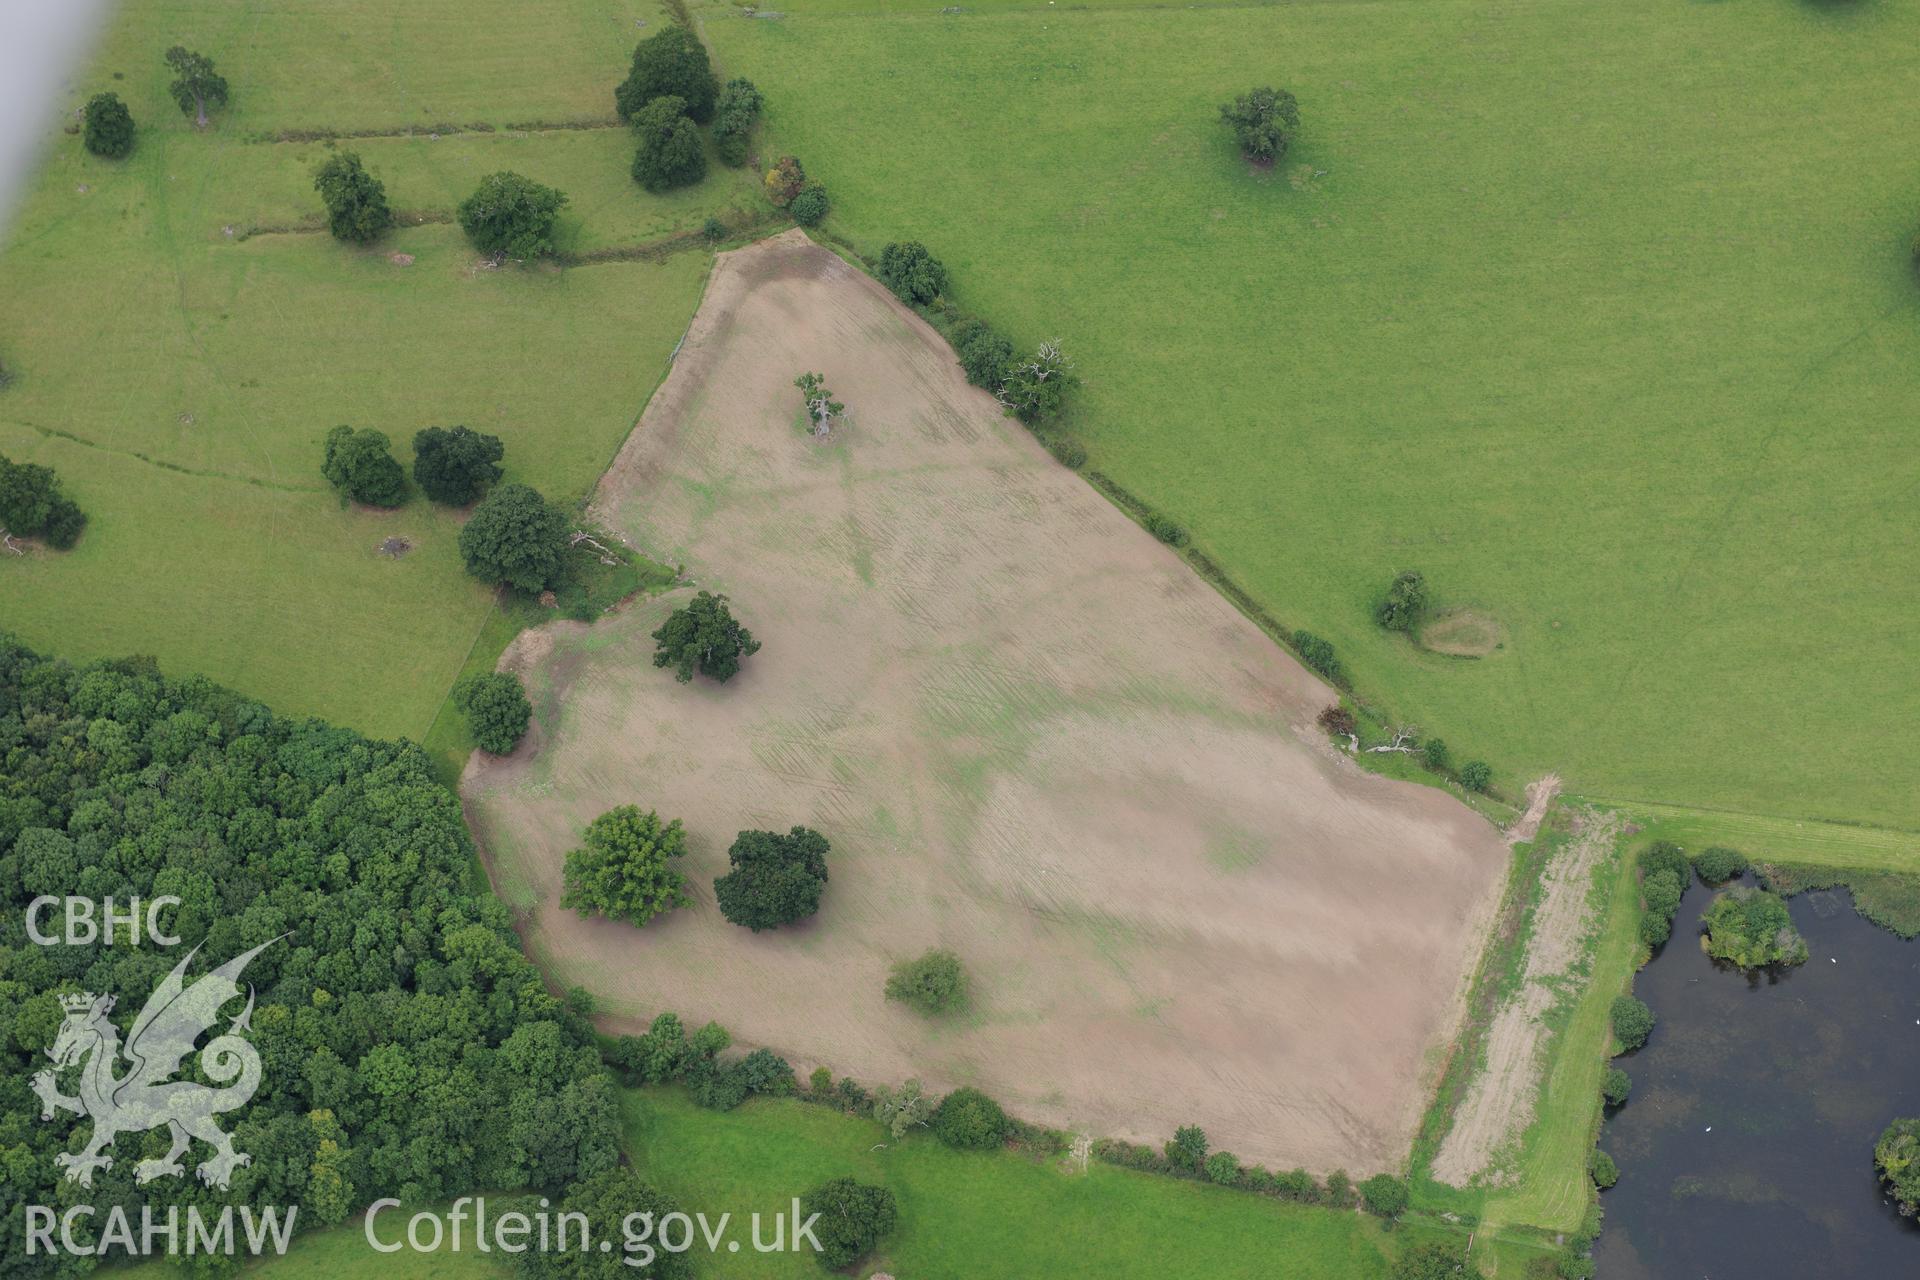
[1595,876,1920,1277]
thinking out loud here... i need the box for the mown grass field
[0,0,754,740]
[703,0,1920,832]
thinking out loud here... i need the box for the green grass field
[703,0,1920,832]
[0,0,752,742]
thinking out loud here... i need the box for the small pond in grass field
[1594,876,1920,1278]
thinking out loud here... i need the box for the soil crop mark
[1431,805,1621,1187]
[463,231,1511,1175]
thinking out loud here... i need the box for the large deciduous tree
[561,806,691,928]
[629,96,706,193]
[321,425,407,507]
[799,1178,897,1271]
[457,171,568,261]
[313,151,394,244]
[651,590,760,683]
[459,482,570,592]
[0,456,86,548]
[1877,1118,1920,1219]
[615,27,719,124]
[876,240,947,304]
[712,78,763,168]
[83,92,135,158]
[713,826,828,932]
[165,46,228,126]
[412,425,505,505]
[1219,86,1299,163]
[453,671,532,754]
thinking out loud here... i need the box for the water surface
[1596,878,1920,1277]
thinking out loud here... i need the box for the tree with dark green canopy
[1376,570,1429,632]
[412,425,505,505]
[82,92,135,158]
[515,1169,693,1279]
[799,1178,896,1271]
[0,455,86,548]
[651,590,760,683]
[630,96,706,193]
[321,426,407,506]
[615,26,719,124]
[714,826,828,931]
[313,151,394,243]
[453,671,532,754]
[877,240,947,304]
[1219,86,1300,163]
[457,171,568,260]
[459,482,571,592]
[0,635,623,1269]
[561,806,690,928]
[165,46,228,126]
[712,77,763,167]
[934,1087,1011,1150]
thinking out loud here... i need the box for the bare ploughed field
[463,230,1508,1173]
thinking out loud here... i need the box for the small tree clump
[561,805,690,927]
[1610,994,1655,1052]
[1205,1150,1242,1186]
[457,171,568,260]
[615,26,719,124]
[794,372,843,437]
[712,78,763,167]
[1601,1066,1632,1107]
[1165,1124,1208,1172]
[870,1078,932,1138]
[1219,86,1300,163]
[876,240,947,304]
[165,46,228,126]
[1691,845,1749,884]
[630,95,706,193]
[313,151,394,243]
[1876,1117,1920,1218]
[932,1086,1010,1150]
[83,93,135,158]
[1376,570,1429,631]
[996,339,1074,424]
[714,826,828,931]
[952,319,1014,390]
[321,426,407,507]
[1390,1242,1484,1280]
[458,483,570,592]
[885,948,969,1016]
[764,155,806,207]
[1291,629,1347,685]
[652,590,760,683]
[541,1170,694,1280]
[1701,886,1808,970]
[1590,1149,1619,1190]
[1145,512,1189,547]
[1359,1173,1410,1220]
[1639,867,1684,947]
[452,671,532,755]
[412,425,505,505]
[788,181,830,227]
[1422,737,1451,772]
[799,1178,897,1271]
[1460,760,1492,793]
[1318,703,1358,740]
[0,456,86,549]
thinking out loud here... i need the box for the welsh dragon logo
[32,938,281,1190]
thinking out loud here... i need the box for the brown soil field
[462,230,1510,1173]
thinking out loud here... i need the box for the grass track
[704,0,1920,829]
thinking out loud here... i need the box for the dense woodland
[0,637,618,1275]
